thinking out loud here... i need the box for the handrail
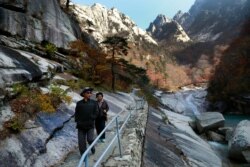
[77,113,121,167]
[77,96,145,167]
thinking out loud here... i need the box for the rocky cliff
[0,90,137,167]
[147,14,190,43]
[67,3,157,45]
[173,0,250,42]
[0,37,63,88]
[0,0,81,48]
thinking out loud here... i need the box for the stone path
[58,110,130,167]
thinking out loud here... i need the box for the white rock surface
[173,132,222,167]
[161,108,209,147]
[70,3,157,45]
[156,107,222,167]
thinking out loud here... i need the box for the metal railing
[77,97,145,167]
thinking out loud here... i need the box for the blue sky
[72,0,195,29]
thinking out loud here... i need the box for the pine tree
[101,36,129,92]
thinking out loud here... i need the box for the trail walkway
[58,104,133,167]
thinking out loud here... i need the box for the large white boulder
[229,120,250,163]
[196,112,225,133]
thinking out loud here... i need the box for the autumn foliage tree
[69,40,109,85]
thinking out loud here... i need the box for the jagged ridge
[147,14,190,43]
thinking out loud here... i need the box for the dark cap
[80,87,93,96]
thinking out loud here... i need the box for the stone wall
[104,102,148,167]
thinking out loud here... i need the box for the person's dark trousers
[78,128,95,155]
[95,118,106,139]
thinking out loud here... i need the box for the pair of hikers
[75,87,109,155]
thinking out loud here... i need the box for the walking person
[75,87,99,155]
[95,92,109,142]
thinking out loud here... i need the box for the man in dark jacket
[95,92,109,142]
[75,87,99,155]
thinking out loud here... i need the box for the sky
[72,0,196,29]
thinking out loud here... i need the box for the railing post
[116,117,122,158]
[85,154,88,167]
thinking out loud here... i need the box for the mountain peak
[173,10,183,20]
[174,0,250,42]
[71,2,157,45]
[154,14,171,26]
[147,15,190,43]
[92,3,106,9]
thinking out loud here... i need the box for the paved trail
[59,111,130,167]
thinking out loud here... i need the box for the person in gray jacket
[95,92,109,142]
[75,87,99,155]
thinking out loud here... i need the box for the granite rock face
[0,45,63,87]
[0,0,81,48]
[143,107,222,167]
[0,91,81,167]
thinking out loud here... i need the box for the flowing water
[224,114,250,127]
[159,88,250,167]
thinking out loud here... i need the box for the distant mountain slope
[174,0,250,42]
[147,14,190,43]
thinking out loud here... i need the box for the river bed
[157,87,250,167]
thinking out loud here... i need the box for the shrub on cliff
[10,84,72,113]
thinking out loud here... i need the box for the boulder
[229,120,250,163]
[218,127,233,136]
[218,127,234,141]
[207,131,225,142]
[196,112,225,133]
